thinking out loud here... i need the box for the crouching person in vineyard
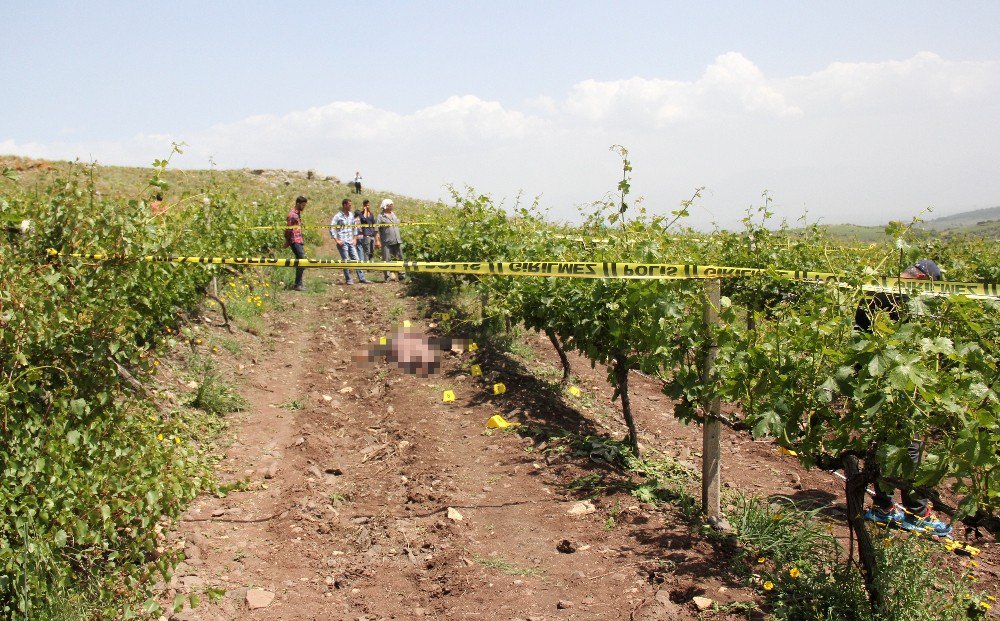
[855,259,952,536]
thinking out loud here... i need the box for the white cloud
[4,52,999,229]
[562,53,802,127]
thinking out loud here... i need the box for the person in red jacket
[285,196,308,291]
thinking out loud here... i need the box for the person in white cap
[376,199,405,282]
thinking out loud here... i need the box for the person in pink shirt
[285,196,308,290]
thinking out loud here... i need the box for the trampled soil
[158,240,998,620]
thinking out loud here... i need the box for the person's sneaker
[360,279,372,284]
[900,508,952,537]
[293,284,305,291]
[345,280,354,286]
[864,506,903,527]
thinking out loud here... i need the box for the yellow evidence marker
[468,342,478,352]
[470,364,483,377]
[403,320,412,328]
[486,414,516,429]
[493,382,506,395]
[442,390,456,403]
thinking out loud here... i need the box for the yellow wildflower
[157,433,163,441]
[757,557,766,564]
[789,568,801,579]
[763,581,774,591]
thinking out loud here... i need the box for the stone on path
[566,500,596,516]
[246,588,275,610]
[692,596,714,611]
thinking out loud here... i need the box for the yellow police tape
[52,252,1000,299]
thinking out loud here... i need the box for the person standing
[357,199,378,262]
[376,198,405,283]
[353,171,363,194]
[285,196,308,291]
[858,259,951,536]
[331,198,370,285]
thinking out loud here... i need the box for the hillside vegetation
[813,205,1000,242]
[1,153,997,619]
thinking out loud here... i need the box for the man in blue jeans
[330,198,370,285]
[856,259,951,536]
[284,196,308,291]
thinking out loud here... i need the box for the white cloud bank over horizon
[4,52,998,229]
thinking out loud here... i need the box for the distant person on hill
[353,171,363,194]
[331,198,370,285]
[357,199,378,262]
[376,199,405,282]
[149,192,166,216]
[857,259,952,536]
[285,195,308,291]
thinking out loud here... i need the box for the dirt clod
[556,539,576,554]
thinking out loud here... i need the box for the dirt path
[160,260,713,621]
[160,247,998,621]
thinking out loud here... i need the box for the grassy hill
[801,206,1000,242]
[0,155,440,227]
[917,205,1000,232]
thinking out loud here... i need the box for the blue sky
[4,1,1000,228]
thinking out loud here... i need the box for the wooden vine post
[205,198,219,298]
[701,279,722,520]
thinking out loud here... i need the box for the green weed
[474,555,544,577]
[213,478,254,498]
[217,337,241,355]
[186,355,247,415]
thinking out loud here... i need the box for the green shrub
[728,494,988,621]
[0,162,276,617]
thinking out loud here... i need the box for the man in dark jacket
[356,200,378,261]
[857,259,951,536]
